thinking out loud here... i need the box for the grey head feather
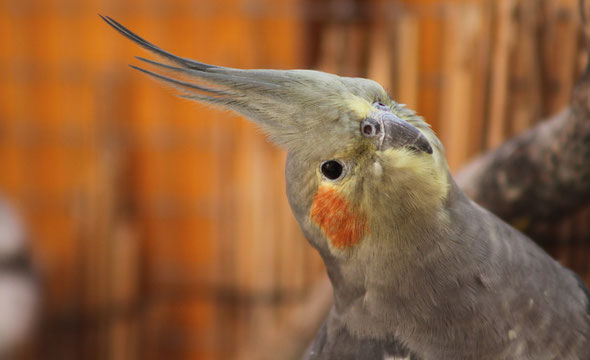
[101,14,395,157]
[99,15,220,71]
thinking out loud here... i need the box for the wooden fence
[0,0,588,359]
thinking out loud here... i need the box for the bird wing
[304,310,418,360]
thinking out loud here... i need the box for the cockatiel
[102,16,590,360]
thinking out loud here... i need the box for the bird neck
[321,178,489,339]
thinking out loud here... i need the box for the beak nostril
[360,118,381,137]
[363,124,375,136]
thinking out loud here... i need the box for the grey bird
[102,15,590,360]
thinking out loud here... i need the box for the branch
[455,0,590,234]
[456,98,590,232]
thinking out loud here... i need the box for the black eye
[321,160,344,180]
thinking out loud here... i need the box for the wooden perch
[456,96,590,232]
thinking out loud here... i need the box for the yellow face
[102,14,451,258]
[304,99,450,253]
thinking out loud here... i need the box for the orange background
[1,0,588,359]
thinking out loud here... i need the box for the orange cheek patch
[310,186,369,249]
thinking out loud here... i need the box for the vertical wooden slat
[393,9,420,109]
[506,0,542,137]
[487,0,515,148]
[439,2,485,170]
[367,7,393,90]
[413,0,445,134]
[466,0,492,159]
[541,0,580,115]
[1,1,589,360]
[317,23,347,73]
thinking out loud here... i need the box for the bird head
[103,16,451,260]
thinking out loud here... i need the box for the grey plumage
[103,16,590,359]
[293,177,590,360]
[306,312,415,360]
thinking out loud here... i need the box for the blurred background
[1,0,589,359]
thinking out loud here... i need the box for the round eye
[320,160,345,181]
[360,118,381,137]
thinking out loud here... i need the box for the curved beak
[380,113,432,154]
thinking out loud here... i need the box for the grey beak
[381,114,432,154]
[361,113,432,154]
